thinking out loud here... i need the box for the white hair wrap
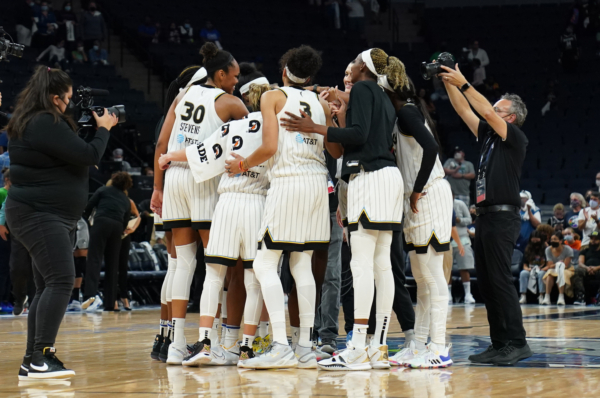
[379,75,394,92]
[240,77,270,95]
[185,67,208,88]
[361,49,378,76]
[285,65,308,84]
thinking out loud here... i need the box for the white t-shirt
[347,0,365,18]
[577,207,599,245]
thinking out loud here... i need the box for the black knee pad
[74,256,87,278]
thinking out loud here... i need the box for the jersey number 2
[181,102,206,124]
[299,101,312,118]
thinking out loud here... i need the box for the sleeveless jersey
[268,86,327,179]
[167,85,226,168]
[393,105,445,195]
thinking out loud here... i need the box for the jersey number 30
[181,102,206,124]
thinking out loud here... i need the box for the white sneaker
[295,344,317,369]
[519,294,526,304]
[167,341,190,365]
[182,339,212,367]
[464,293,476,304]
[367,344,390,369]
[67,300,82,312]
[406,343,452,369]
[238,342,298,369]
[557,294,565,305]
[318,346,371,371]
[542,294,551,305]
[538,295,545,305]
[314,346,332,360]
[206,342,239,366]
[389,340,419,366]
[85,295,103,312]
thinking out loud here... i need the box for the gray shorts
[73,218,89,250]
[452,244,474,270]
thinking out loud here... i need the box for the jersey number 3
[181,102,206,124]
[299,101,312,118]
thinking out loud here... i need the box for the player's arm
[215,94,249,122]
[320,97,343,159]
[158,148,187,170]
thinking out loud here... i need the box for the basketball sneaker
[252,336,264,354]
[167,341,190,365]
[389,340,420,366]
[182,338,212,367]
[151,334,163,360]
[206,342,240,366]
[315,346,332,360]
[406,343,452,369]
[237,345,255,367]
[318,346,371,371]
[13,295,28,316]
[18,355,31,380]
[295,344,317,369]
[84,295,103,312]
[66,300,81,312]
[28,348,75,379]
[542,294,551,305]
[238,342,298,369]
[159,336,171,362]
[367,344,390,369]
[464,293,476,304]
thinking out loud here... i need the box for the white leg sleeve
[410,250,431,345]
[171,243,197,301]
[200,263,228,317]
[349,224,378,319]
[289,250,315,328]
[221,289,228,320]
[163,256,177,304]
[373,230,394,346]
[243,269,263,326]
[424,247,448,346]
[253,245,286,344]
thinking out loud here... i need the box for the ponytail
[163,65,204,114]
[384,56,409,91]
[199,42,235,80]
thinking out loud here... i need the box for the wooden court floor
[1,304,600,397]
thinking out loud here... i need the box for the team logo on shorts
[177,134,185,143]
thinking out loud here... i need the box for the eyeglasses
[493,106,513,117]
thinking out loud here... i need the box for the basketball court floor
[1,304,600,397]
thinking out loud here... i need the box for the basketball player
[282,48,404,371]
[158,65,271,366]
[383,74,453,368]
[151,42,248,365]
[227,45,339,369]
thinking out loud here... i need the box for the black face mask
[60,97,75,118]
[550,242,560,248]
[590,243,600,250]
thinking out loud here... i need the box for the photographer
[5,66,117,378]
[439,64,532,366]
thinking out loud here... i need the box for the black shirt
[9,114,109,220]
[581,247,600,267]
[326,152,339,213]
[83,186,131,225]
[476,120,528,208]
[327,80,396,181]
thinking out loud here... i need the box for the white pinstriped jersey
[167,85,226,169]
[393,108,445,195]
[268,86,327,180]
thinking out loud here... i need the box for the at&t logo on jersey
[296,133,317,145]
[177,134,185,143]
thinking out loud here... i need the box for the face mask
[65,6,71,11]
[93,45,99,51]
[590,243,599,250]
[41,5,48,11]
[185,24,191,29]
[596,180,600,187]
[571,200,580,208]
[454,153,462,160]
[60,97,75,117]
[565,235,574,242]
[114,158,122,162]
[531,241,541,247]
[590,200,599,209]
[550,242,560,248]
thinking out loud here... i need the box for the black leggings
[6,198,76,354]
[9,235,35,303]
[83,217,123,308]
[118,235,131,299]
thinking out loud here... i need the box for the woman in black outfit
[82,171,132,312]
[6,66,117,379]
[117,197,140,310]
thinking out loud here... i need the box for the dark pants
[118,235,131,299]
[6,198,76,354]
[571,266,600,300]
[191,246,206,304]
[0,235,10,302]
[83,217,123,308]
[475,211,527,349]
[340,241,354,334]
[9,235,35,303]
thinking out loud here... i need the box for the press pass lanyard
[476,134,495,203]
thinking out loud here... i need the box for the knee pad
[200,263,227,317]
[165,256,177,302]
[243,269,263,326]
[171,243,197,301]
[73,256,86,278]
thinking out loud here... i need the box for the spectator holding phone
[577,191,600,250]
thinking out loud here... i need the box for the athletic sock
[373,314,390,346]
[167,322,173,340]
[211,319,220,345]
[223,325,240,348]
[463,281,471,296]
[242,333,254,348]
[172,318,185,345]
[299,327,312,348]
[160,319,168,337]
[404,329,415,345]
[71,288,80,301]
[199,327,211,342]
[221,323,227,345]
[291,326,300,347]
[351,324,368,350]
[259,321,269,338]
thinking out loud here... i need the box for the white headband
[379,75,394,92]
[240,77,270,95]
[285,65,308,84]
[185,67,207,88]
[361,49,378,76]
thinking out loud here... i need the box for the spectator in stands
[453,194,476,304]
[519,231,547,304]
[88,41,108,66]
[541,232,574,305]
[179,19,194,44]
[571,230,600,305]
[144,167,154,176]
[37,39,70,72]
[16,0,36,47]
[577,191,600,250]
[537,223,555,247]
[517,190,541,253]
[595,171,600,190]
[57,2,77,52]
[72,41,88,64]
[152,22,163,44]
[138,16,157,46]
[200,21,222,49]
[566,192,586,236]
[346,0,366,38]
[560,25,579,73]
[541,78,558,116]
[472,58,485,88]
[324,0,342,30]
[168,22,181,44]
[548,203,568,231]
[563,227,582,251]
[82,2,106,51]
[467,40,490,80]
[112,148,132,172]
[443,147,475,206]
[34,2,58,49]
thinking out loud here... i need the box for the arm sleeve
[327,83,374,146]
[82,186,103,220]
[396,105,439,193]
[29,115,110,166]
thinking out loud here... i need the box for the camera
[420,52,455,80]
[76,86,126,128]
[0,27,25,61]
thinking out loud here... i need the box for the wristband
[313,84,318,94]
[460,82,472,93]
[239,160,249,173]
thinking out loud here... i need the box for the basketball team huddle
[149,41,454,371]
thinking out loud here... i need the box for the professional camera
[0,27,25,61]
[76,86,126,128]
[420,52,455,80]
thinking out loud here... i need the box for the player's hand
[150,189,163,217]
[225,152,244,177]
[93,108,118,131]
[124,228,134,235]
[319,90,330,101]
[439,64,468,88]
[336,207,343,228]
[410,191,426,214]
[158,153,172,170]
[280,110,317,133]
[331,97,347,120]
[0,225,9,241]
[458,244,465,257]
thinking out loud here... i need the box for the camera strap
[476,133,496,204]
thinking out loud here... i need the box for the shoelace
[191,341,205,352]
[498,345,515,356]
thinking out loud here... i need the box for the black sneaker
[151,334,164,360]
[239,345,255,361]
[18,355,31,380]
[468,344,501,363]
[489,343,533,366]
[159,336,171,362]
[13,295,28,316]
[182,338,212,366]
[29,348,75,379]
